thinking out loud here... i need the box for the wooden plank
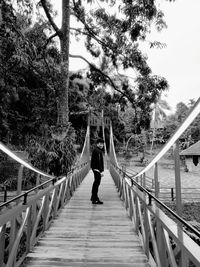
[22,170,149,267]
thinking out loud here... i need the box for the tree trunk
[58,0,70,125]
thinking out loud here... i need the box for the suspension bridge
[0,99,200,267]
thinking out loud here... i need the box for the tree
[0,1,34,143]
[175,102,189,124]
[164,100,200,148]
[32,0,169,127]
[0,1,78,175]
[0,2,62,145]
[182,99,200,144]
[150,96,171,152]
[0,0,172,175]
[2,0,171,131]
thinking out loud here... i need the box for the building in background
[180,140,200,173]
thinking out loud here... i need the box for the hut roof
[180,141,200,156]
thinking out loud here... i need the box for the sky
[51,0,200,112]
[142,0,200,112]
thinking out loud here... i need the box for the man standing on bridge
[90,138,104,204]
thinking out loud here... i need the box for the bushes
[26,124,76,177]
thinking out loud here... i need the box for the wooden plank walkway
[22,170,150,267]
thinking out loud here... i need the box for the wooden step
[22,170,150,267]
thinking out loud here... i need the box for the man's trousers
[91,170,101,200]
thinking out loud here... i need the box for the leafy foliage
[0,2,79,176]
[27,124,76,176]
[70,0,169,122]
[0,0,172,177]
[164,99,200,148]
[71,0,166,74]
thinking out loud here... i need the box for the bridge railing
[110,164,200,267]
[109,98,200,267]
[120,167,200,202]
[0,125,90,267]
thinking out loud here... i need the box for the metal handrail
[0,161,89,209]
[114,164,200,239]
[0,175,60,209]
[0,121,90,208]
[110,97,200,241]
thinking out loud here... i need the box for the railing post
[4,185,7,202]
[144,206,149,258]
[154,163,159,198]
[0,224,6,266]
[153,163,166,266]
[43,194,50,230]
[173,140,182,216]
[26,206,32,253]
[174,139,186,267]
[36,174,40,187]
[17,164,24,204]
[152,178,155,189]
[128,187,133,218]
[142,173,146,188]
[31,174,40,237]
[171,188,174,201]
[140,174,142,186]
[125,182,129,210]
[9,218,17,262]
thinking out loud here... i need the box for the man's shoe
[92,199,103,204]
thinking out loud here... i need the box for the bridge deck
[22,170,149,267]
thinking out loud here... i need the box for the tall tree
[37,0,169,127]
[0,0,172,175]
[40,0,70,125]
[150,96,170,152]
[175,102,189,124]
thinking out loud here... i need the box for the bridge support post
[26,206,32,253]
[142,173,146,188]
[154,163,167,266]
[154,163,159,198]
[17,165,24,204]
[0,224,6,267]
[174,139,187,267]
[128,187,133,218]
[173,139,182,216]
[144,206,149,258]
[36,174,40,187]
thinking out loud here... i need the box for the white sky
[51,0,200,112]
[142,0,200,111]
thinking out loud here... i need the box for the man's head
[96,138,104,149]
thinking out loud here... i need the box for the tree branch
[69,53,133,101]
[117,71,136,81]
[40,0,62,37]
[70,27,93,38]
[70,27,85,34]
[70,27,109,54]
[47,32,58,43]
[43,32,58,50]
[70,8,106,47]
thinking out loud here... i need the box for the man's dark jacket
[91,146,104,172]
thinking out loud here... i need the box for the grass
[165,202,200,223]
[164,202,200,246]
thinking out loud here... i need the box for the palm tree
[150,97,171,153]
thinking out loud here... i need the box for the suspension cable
[0,142,54,178]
